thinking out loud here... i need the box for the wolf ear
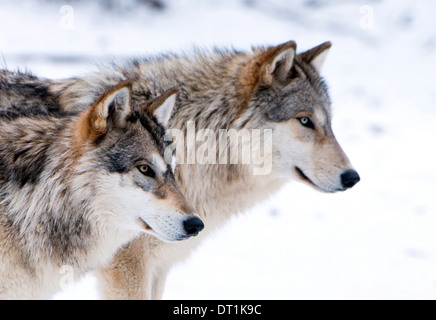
[141,87,178,128]
[299,41,332,73]
[257,41,296,86]
[75,80,132,143]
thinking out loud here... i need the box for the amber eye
[137,165,155,178]
[138,165,149,173]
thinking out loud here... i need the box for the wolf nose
[341,169,360,189]
[183,216,204,236]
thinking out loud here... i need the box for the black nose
[183,216,204,236]
[341,169,360,189]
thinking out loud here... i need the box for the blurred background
[0,0,435,299]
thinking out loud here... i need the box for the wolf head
[242,41,360,192]
[74,81,204,242]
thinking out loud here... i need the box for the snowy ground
[0,0,435,300]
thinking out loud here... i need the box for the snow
[0,0,435,299]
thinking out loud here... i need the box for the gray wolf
[0,40,359,299]
[0,81,203,299]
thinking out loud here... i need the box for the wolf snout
[340,169,360,189]
[183,216,204,237]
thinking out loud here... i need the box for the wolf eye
[298,117,315,130]
[137,165,155,178]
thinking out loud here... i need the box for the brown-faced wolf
[0,81,203,299]
[0,40,359,299]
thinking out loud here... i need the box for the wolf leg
[151,267,169,300]
[97,235,153,300]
